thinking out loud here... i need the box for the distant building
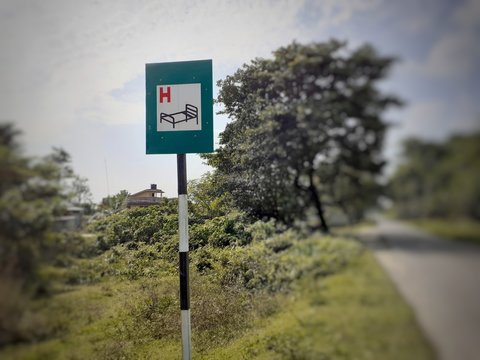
[54,205,84,231]
[127,184,164,208]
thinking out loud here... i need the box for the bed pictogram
[156,83,201,132]
[160,104,198,129]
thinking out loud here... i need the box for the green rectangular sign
[146,59,213,154]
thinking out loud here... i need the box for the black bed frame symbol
[160,104,198,129]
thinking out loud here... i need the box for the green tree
[389,138,445,218]
[188,172,233,221]
[100,190,130,213]
[442,133,480,218]
[0,124,79,344]
[0,129,73,282]
[389,132,480,219]
[71,175,93,207]
[205,40,400,231]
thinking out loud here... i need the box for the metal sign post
[177,153,191,360]
[145,59,213,359]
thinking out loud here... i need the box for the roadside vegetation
[0,201,433,359]
[201,252,434,360]
[0,40,436,358]
[204,40,401,232]
[388,132,480,244]
[409,218,480,245]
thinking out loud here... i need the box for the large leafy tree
[205,40,400,231]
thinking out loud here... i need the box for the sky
[1,0,479,202]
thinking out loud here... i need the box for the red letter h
[159,86,171,103]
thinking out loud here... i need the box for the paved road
[359,218,480,360]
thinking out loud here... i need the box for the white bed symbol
[157,83,202,132]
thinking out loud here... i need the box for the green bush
[89,202,256,255]
[264,229,296,253]
[87,200,180,251]
[191,232,362,294]
[190,212,253,249]
[247,218,285,242]
[192,242,292,293]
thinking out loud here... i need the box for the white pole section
[178,194,189,253]
[181,309,192,359]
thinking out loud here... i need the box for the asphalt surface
[359,218,480,360]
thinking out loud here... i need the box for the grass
[410,218,480,244]
[331,220,375,237]
[198,252,434,360]
[0,235,434,359]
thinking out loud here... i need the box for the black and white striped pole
[146,59,213,359]
[177,153,191,359]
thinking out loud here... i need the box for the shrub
[264,229,297,253]
[0,276,29,345]
[192,243,288,292]
[190,212,253,249]
[119,276,257,352]
[87,200,180,252]
[247,218,284,242]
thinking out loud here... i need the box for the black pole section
[179,252,190,310]
[177,153,187,195]
[177,153,189,311]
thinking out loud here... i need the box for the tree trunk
[294,171,330,233]
[308,172,329,233]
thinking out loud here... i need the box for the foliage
[190,212,253,249]
[205,40,400,231]
[188,172,233,220]
[0,123,94,346]
[0,243,434,360]
[200,252,434,360]
[0,124,72,284]
[88,199,179,251]
[119,277,254,350]
[193,233,361,293]
[90,196,263,255]
[0,152,426,358]
[410,218,480,244]
[389,132,480,219]
[70,175,94,214]
[70,175,92,206]
[99,190,130,213]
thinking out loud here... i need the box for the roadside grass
[331,220,375,237]
[0,234,434,359]
[199,252,434,360]
[410,218,480,245]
